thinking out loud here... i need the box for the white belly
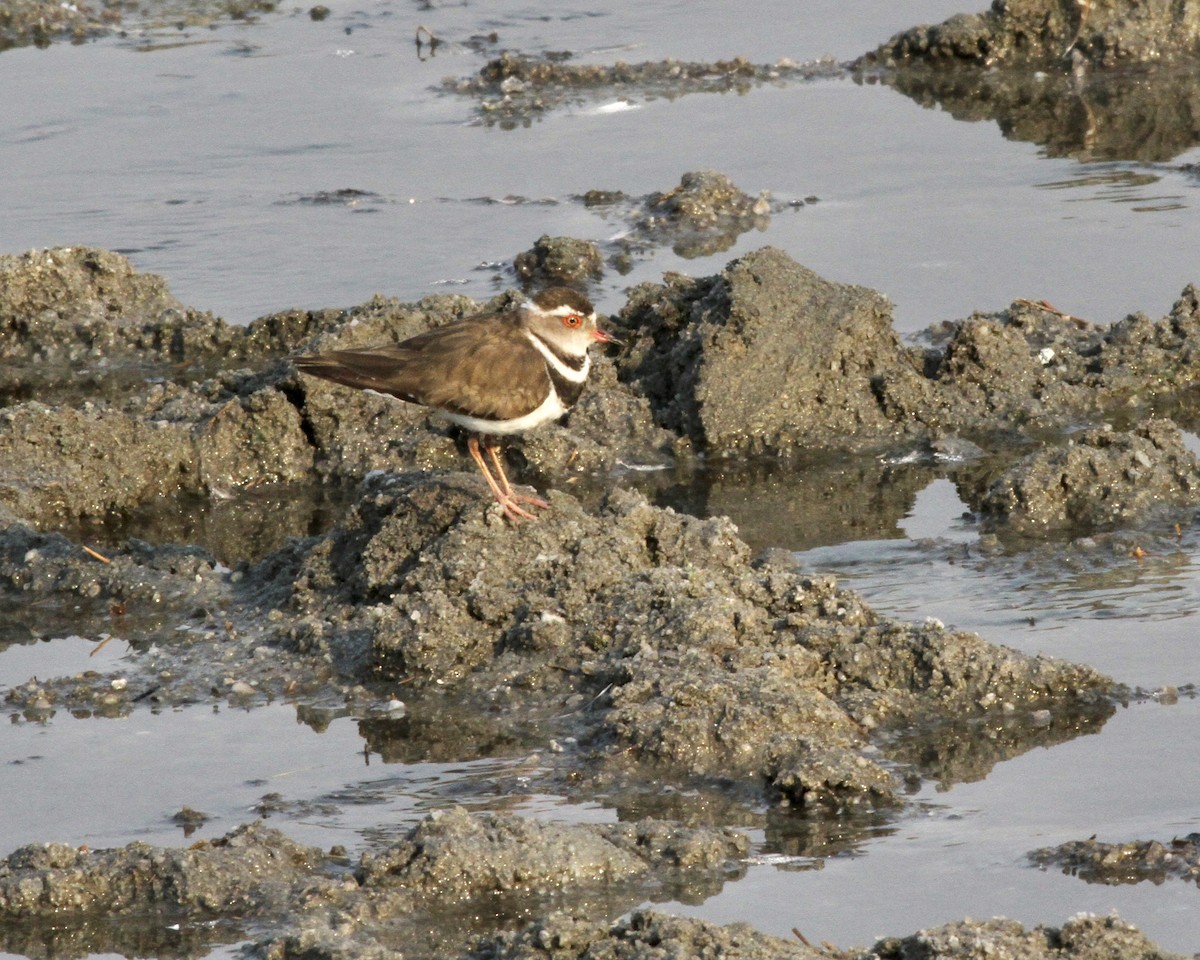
[440,387,568,436]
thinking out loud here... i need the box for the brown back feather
[295,317,552,421]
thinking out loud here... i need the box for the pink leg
[483,437,550,510]
[467,435,542,522]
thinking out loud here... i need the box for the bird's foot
[495,492,546,523]
[509,491,551,510]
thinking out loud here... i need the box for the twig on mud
[1012,297,1090,327]
[90,634,115,656]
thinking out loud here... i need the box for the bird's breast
[441,386,568,436]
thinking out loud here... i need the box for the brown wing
[295,318,551,420]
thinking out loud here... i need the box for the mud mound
[0,250,674,528]
[858,914,1182,960]
[868,0,1200,67]
[481,911,1181,960]
[267,474,1113,810]
[0,821,325,917]
[0,387,314,525]
[615,249,1200,465]
[5,244,1200,539]
[481,910,820,960]
[0,247,186,342]
[1031,833,1200,886]
[616,247,926,455]
[980,419,1200,533]
[0,1,117,52]
[512,235,603,288]
[356,807,746,900]
[0,811,750,960]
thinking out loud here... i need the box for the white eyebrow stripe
[526,332,591,384]
[523,301,596,321]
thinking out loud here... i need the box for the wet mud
[7,0,1200,953]
[1031,832,1200,887]
[590,170,787,269]
[429,0,1200,163]
[512,236,604,289]
[0,813,749,959]
[0,815,1185,960]
[869,0,1200,68]
[857,0,1200,162]
[480,913,1186,960]
[0,0,120,50]
[443,53,845,128]
[476,913,1185,960]
[0,0,280,52]
[979,419,1200,534]
[2,236,1195,955]
[514,172,791,287]
[617,246,1200,499]
[853,914,1183,960]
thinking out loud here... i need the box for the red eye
[563,314,582,328]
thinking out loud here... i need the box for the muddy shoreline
[5,0,1200,955]
[2,239,1196,958]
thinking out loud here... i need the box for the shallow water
[2,0,1198,330]
[668,698,1200,950]
[792,478,1200,688]
[4,468,1200,953]
[3,0,1200,955]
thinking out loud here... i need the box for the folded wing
[294,319,551,422]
